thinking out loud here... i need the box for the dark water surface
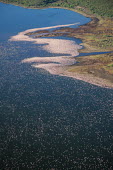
[0,2,113,170]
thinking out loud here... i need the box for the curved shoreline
[4,1,113,88]
[9,22,113,89]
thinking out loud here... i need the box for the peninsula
[1,0,113,88]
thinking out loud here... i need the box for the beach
[10,23,113,88]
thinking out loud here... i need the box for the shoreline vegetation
[1,0,113,88]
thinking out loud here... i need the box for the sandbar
[10,23,113,88]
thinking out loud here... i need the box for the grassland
[1,0,113,87]
[30,13,113,86]
[1,0,113,17]
[65,14,113,85]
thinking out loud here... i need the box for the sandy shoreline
[10,23,113,89]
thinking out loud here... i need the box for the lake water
[0,2,113,169]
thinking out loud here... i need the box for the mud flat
[10,23,113,88]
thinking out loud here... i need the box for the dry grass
[10,11,113,87]
[68,53,113,83]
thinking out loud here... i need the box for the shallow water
[0,2,113,169]
[0,2,90,41]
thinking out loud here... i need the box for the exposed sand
[10,23,82,73]
[10,23,113,88]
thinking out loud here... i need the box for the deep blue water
[0,2,113,170]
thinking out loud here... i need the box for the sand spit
[10,23,113,88]
[10,23,79,42]
[22,56,76,75]
[10,23,82,72]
